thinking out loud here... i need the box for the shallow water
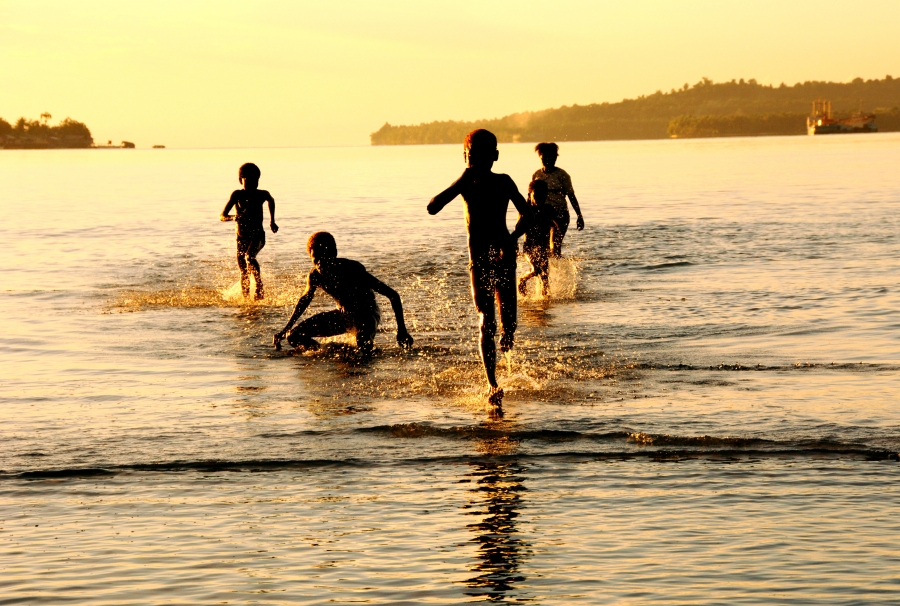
[2,135,900,603]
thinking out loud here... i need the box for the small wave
[358,422,614,441]
[639,261,695,271]
[5,448,898,480]
[628,432,771,448]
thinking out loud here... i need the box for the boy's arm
[507,178,534,241]
[565,175,584,230]
[220,192,237,221]
[427,169,471,215]
[266,192,279,233]
[369,276,413,349]
[273,273,317,349]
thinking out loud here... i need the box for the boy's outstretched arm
[273,274,317,350]
[370,277,413,349]
[427,169,471,215]
[266,192,279,233]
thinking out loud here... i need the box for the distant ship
[807,99,876,135]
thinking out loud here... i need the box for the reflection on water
[463,434,532,601]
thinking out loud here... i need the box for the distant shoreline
[371,76,900,145]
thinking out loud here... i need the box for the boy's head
[238,163,261,189]
[307,231,337,264]
[535,142,559,168]
[528,179,549,206]
[463,129,499,169]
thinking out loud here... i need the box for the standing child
[518,180,554,298]
[532,142,584,257]
[427,129,532,407]
[220,162,278,300]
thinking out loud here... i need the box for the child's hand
[220,214,234,222]
[396,329,413,349]
[270,221,279,233]
[273,332,284,350]
[576,215,585,231]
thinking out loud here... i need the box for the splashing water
[516,256,579,301]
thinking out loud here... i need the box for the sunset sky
[3,0,899,148]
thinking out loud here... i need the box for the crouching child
[273,232,413,353]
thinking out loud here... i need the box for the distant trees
[0,115,93,148]
[372,76,900,145]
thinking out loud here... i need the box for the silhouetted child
[427,129,532,407]
[532,142,584,257]
[273,232,413,354]
[519,180,554,298]
[220,162,278,300]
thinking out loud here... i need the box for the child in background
[220,163,278,300]
[519,180,554,298]
[532,142,584,257]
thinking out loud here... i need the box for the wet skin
[273,247,413,353]
[220,176,278,299]
[537,150,584,255]
[428,142,533,404]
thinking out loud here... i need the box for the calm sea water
[2,135,900,603]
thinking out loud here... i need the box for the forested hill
[370,76,900,145]
[1,115,93,148]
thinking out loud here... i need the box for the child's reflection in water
[462,434,532,601]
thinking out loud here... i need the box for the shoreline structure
[371,76,900,145]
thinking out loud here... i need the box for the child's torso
[459,172,514,253]
[231,190,269,237]
[524,206,554,249]
[532,168,571,214]
[314,259,378,321]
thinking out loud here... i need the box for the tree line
[0,114,93,148]
[371,76,900,145]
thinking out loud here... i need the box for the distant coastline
[371,76,900,145]
[0,115,96,149]
[0,114,144,149]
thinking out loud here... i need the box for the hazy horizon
[3,0,900,148]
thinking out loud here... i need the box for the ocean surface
[2,135,900,604]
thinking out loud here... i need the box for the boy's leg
[496,257,518,353]
[470,262,500,393]
[246,237,266,300]
[550,210,570,258]
[287,310,350,350]
[236,252,251,298]
[518,270,535,295]
[535,253,550,297]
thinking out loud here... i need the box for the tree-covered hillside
[0,114,93,148]
[371,76,900,145]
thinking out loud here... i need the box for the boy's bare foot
[488,386,504,407]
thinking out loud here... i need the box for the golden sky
[3,0,899,147]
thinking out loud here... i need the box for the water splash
[517,256,579,301]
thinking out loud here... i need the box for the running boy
[220,162,278,300]
[427,129,532,406]
[273,232,413,354]
[518,180,554,298]
[532,142,584,257]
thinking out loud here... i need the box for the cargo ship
[807,99,876,135]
